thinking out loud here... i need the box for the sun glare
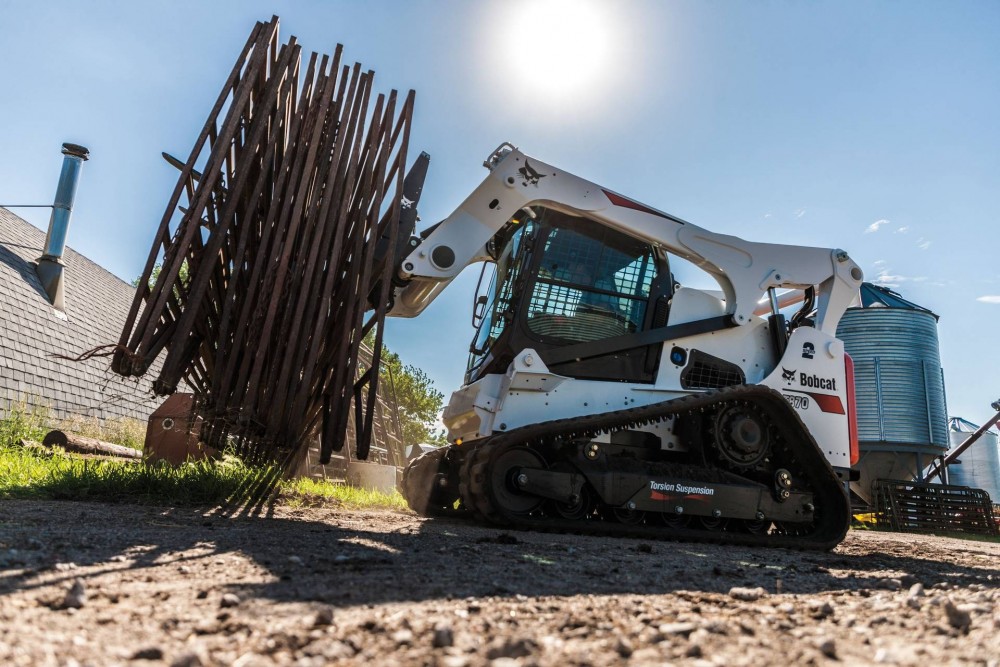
[500,0,615,98]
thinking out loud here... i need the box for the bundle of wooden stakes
[113,17,426,468]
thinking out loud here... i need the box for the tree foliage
[364,331,446,446]
[131,261,189,291]
[379,348,446,446]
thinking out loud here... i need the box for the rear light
[845,353,859,466]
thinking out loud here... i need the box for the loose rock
[486,637,536,660]
[61,579,86,610]
[729,586,768,601]
[313,606,335,627]
[685,642,703,658]
[169,652,204,667]
[807,600,834,619]
[392,629,414,646]
[658,622,697,636]
[132,647,165,660]
[220,593,241,608]
[944,600,971,632]
[432,624,454,648]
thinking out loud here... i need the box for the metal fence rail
[872,479,998,535]
[112,17,422,468]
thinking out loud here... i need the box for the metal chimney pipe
[36,143,89,311]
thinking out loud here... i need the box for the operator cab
[466,207,673,385]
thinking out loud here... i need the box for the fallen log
[41,431,143,460]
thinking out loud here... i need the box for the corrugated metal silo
[836,284,949,503]
[946,417,1000,503]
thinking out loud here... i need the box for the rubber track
[401,447,461,517]
[458,385,850,551]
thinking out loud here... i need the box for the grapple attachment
[112,16,425,468]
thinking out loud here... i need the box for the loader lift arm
[389,143,863,334]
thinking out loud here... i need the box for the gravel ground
[1,499,998,666]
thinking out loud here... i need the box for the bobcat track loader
[389,143,863,550]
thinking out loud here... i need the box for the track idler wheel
[489,445,546,517]
[401,447,459,516]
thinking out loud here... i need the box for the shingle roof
[0,207,161,422]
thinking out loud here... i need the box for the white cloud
[894,226,909,234]
[872,274,904,288]
[918,240,931,250]
[794,208,806,219]
[763,212,772,219]
[871,266,927,289]
[872,259,887,268]
[977,295,1000,304]
[865,219,889,234]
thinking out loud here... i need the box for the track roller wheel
[551,483,594,521]
[698,515,728,531]
[737,519,772,535]
[660,512,692,529]
[605,506,646,525]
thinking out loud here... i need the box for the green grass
[0,444,408,509]
[0,446,266,504]
[0,403,408,510]
[0,402,49,446]
[280,476,409,511]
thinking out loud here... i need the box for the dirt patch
[1,500,997,666]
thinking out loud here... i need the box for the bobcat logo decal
[518,160,545,187]
[781,367,796,384]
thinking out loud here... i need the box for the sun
[492,0,617,99]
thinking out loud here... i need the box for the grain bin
[837,283,949,503]
[946,417,1000,503]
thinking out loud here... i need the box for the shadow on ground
[1,499,995,608]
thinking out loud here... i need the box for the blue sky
[2,1,998,424]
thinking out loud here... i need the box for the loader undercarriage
[402,385,850,550]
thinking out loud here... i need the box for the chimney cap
[61,143,90,160]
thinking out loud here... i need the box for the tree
[131,261,189,291]
[363,331,446,446]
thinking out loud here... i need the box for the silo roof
[859,283,939,320]
[949,416,999,435]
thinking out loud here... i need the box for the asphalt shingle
[0,207,163,422]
